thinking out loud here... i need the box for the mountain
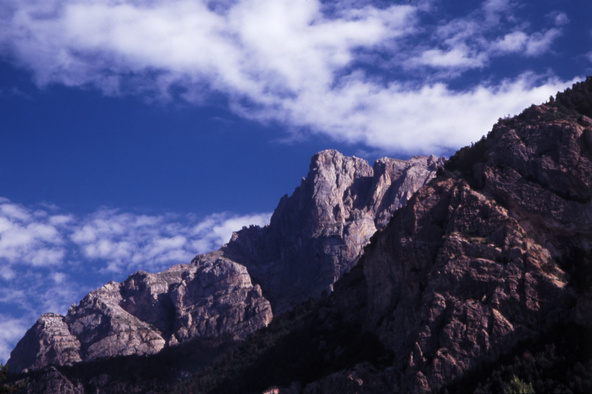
[175,77,592,393]
[6,150,442,376]
[222,151,444,312]
[7,255,273,374]
[5,77,592,393]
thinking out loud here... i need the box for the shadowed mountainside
[5,77,592,393]
[173,76,592,393]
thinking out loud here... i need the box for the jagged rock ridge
[7,151,442,374]
[8,255,272,374]
[161,78,592,394]
[301,78,592,392]
[222,150,444,312]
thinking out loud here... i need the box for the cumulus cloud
[548,11,569,27]
[0,0,574,155]
[0,197,271,363]
[0,198,271,276]
[412,0,565,71]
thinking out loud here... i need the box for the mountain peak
[7,150,442,374]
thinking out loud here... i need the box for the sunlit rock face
[272,82,592,393]
[222,149,444,312]
[8,150,440,374]
[6,314,82,374]
[8,255,272,374]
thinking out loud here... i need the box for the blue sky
[0,0,590,363]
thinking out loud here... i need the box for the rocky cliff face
[177,79,591,394]
[8,255,272,374]
[222,150,443,312]
[318,80,592,392]
[362,178,576,392]
[7,151,441,375]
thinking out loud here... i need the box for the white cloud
[256,72,577,154]
[413,47,487,69]
[0,202,31,221]
[0,0,573,155]
[493,31,529,53]
[0,200,66,267]
[67,209,270,274]
[51,272,67,284]
[524,28,561,56]
[492,27,562,57]
[483,0,510,16]
[549,11,569,26]
[0,265,16,281]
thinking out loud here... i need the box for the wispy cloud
[70,208,270,274]
[0,197,271,363]
[410,0,566,71]
[0,0,575,155]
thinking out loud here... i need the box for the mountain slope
[7,151,441,375]
[7,255,273,374]
[334,77,592,392]
[7,78,592,393]
[222,150,443,312]
[172,77,592,393]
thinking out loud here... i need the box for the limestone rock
[65,279,168,362]
[170,254,272,343]
[222,150,444,312]
[363,179,574,392]
[8,255,271,373]
[7,314,82,374]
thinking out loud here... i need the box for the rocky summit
[7,150,441,376]
[222,150,444,312]
[8,254,273,374]
[257,77,592,393]
[5,78,592,393]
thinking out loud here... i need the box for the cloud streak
[0,197,271,363]
[0,0,577,155]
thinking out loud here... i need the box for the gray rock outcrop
[6,314,82,374]
[222,150,444,312]
[8,255,272,374]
